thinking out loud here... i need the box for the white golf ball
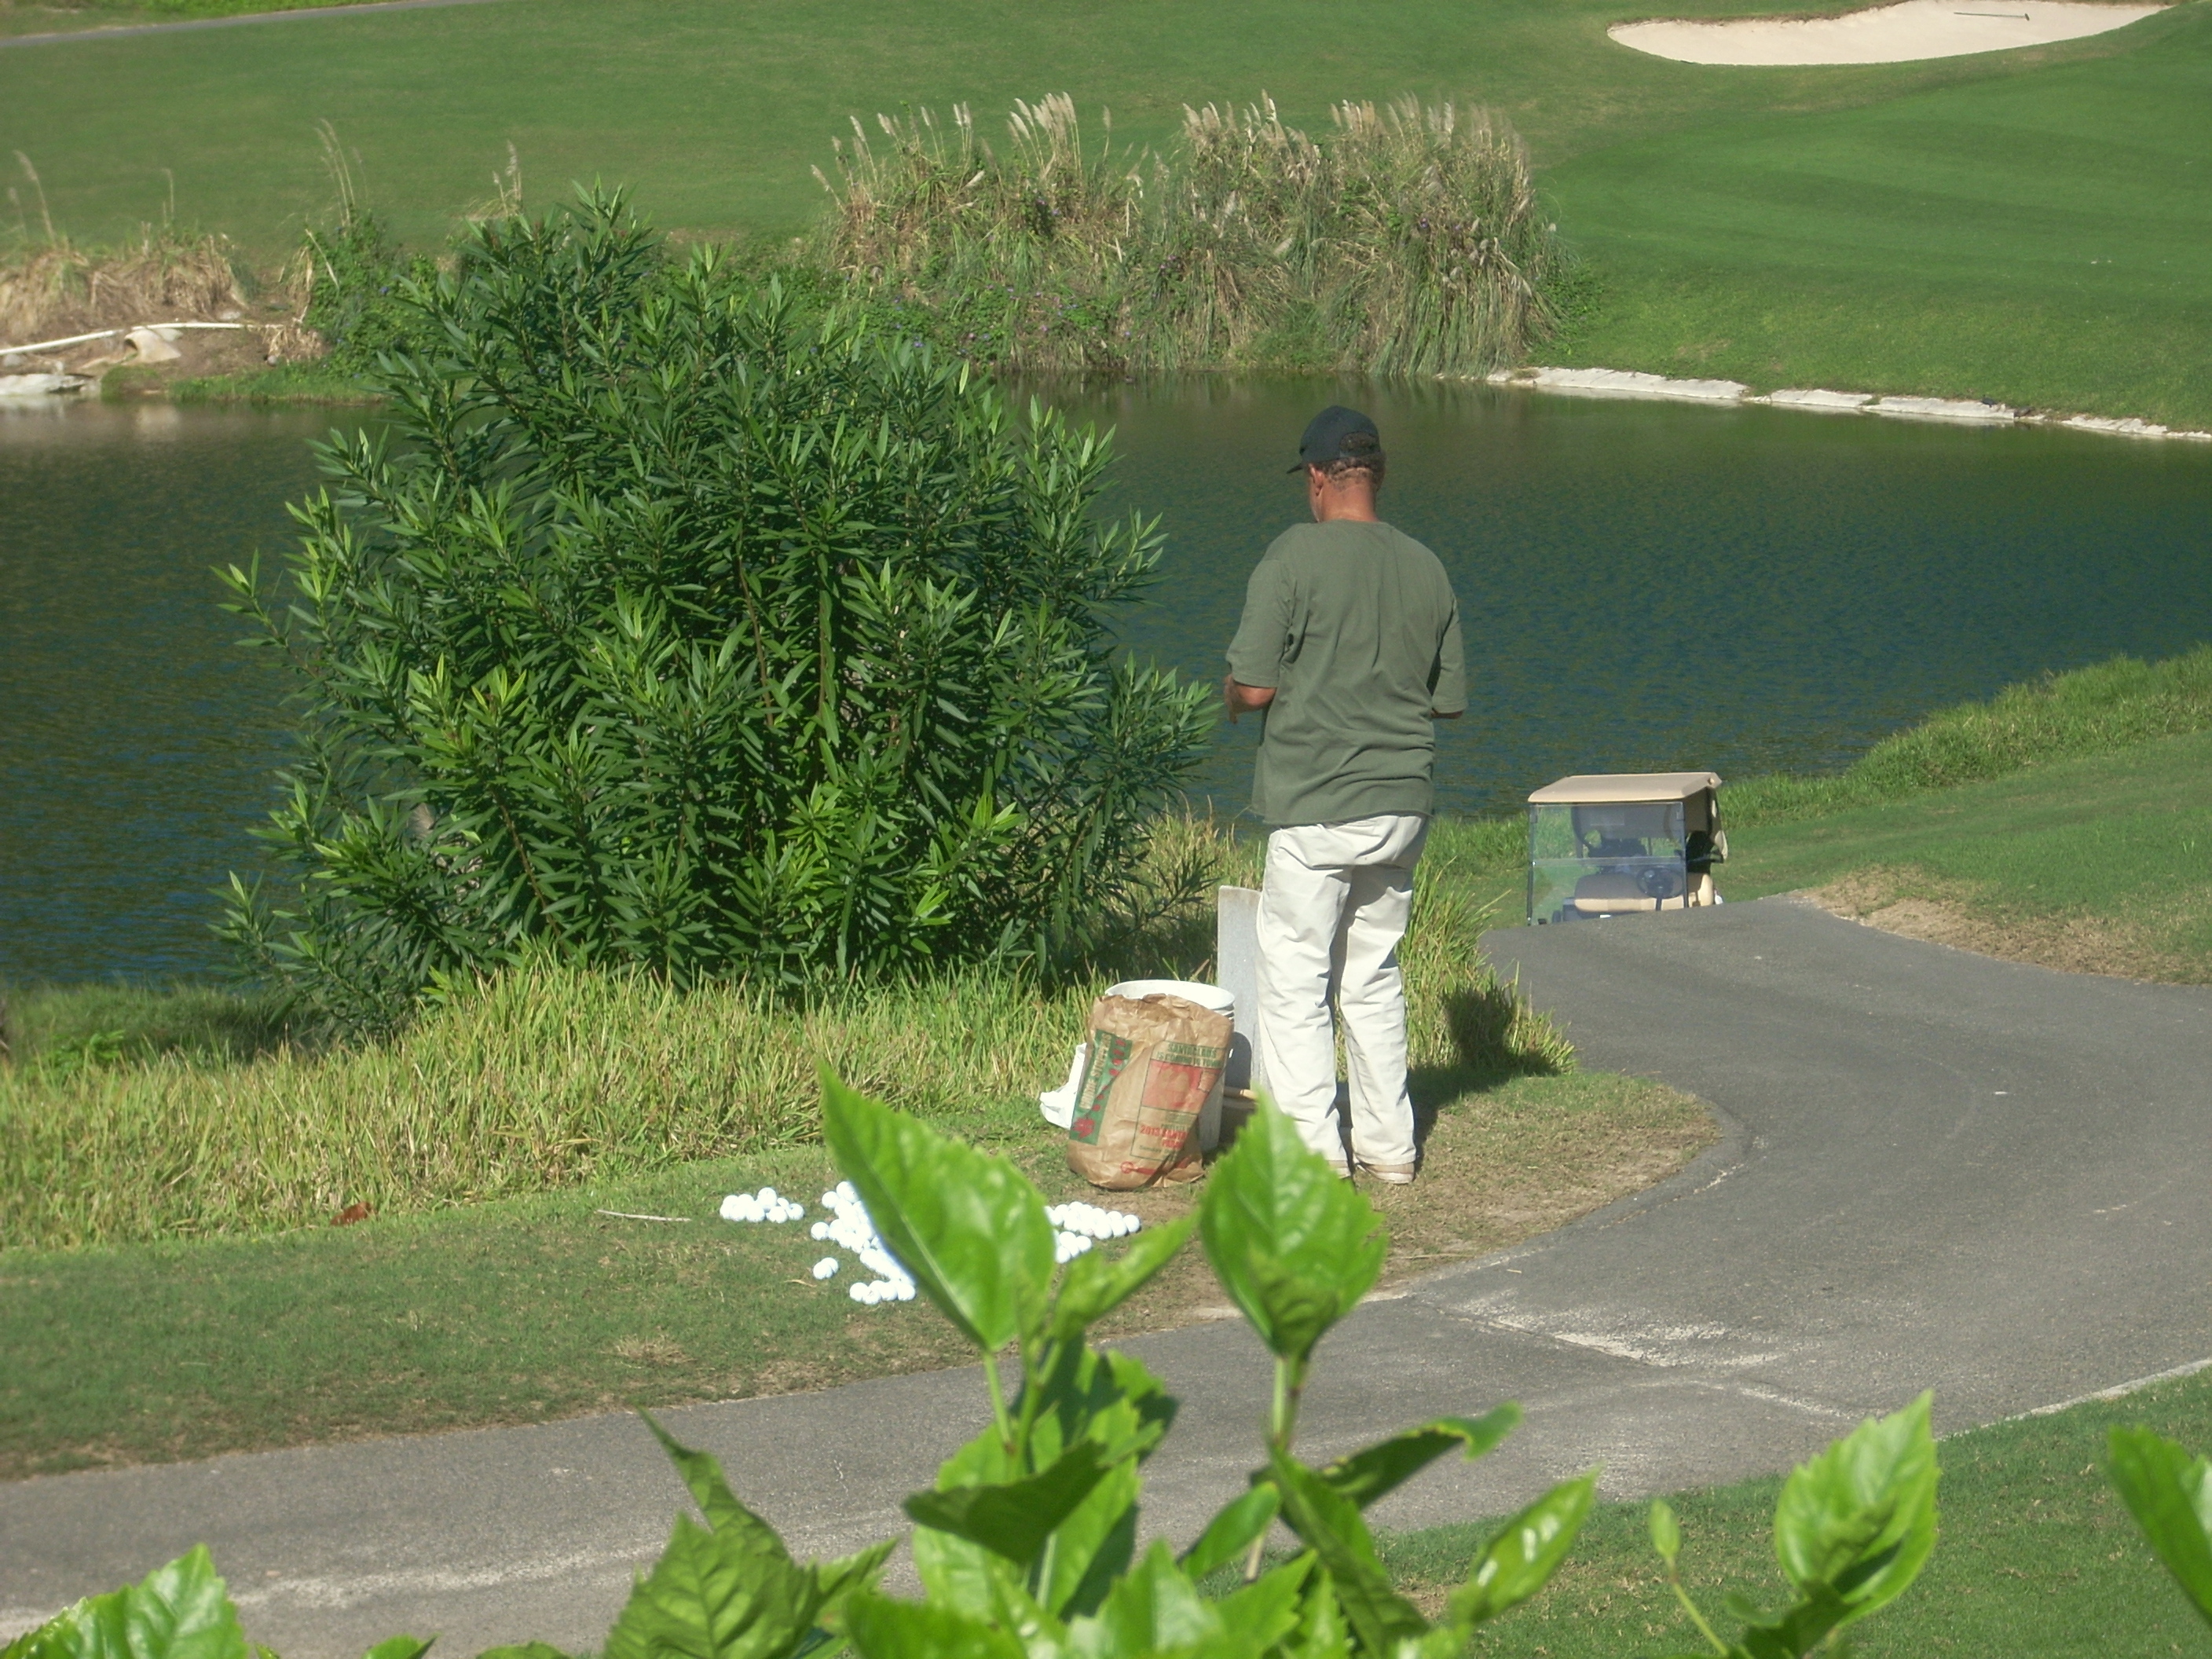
[812,1257,839,1280]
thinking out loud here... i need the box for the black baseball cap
[1291,405,1383,472]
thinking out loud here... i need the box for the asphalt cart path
[0,0,509,51]
[7,898,2209,1655]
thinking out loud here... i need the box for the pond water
[3,384,2207,985]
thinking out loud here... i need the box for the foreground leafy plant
[15,1082,1950,1659]
[2108,1425,2212,1631]
[1651,1393,1936,1658]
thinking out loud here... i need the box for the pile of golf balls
[724,1185,1143,1306]
[721,1186,804,1225]
[1046,1203,1141,1262]
[808,1181,918,1306]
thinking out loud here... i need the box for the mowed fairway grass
[0,0,2203,417]
[1725,727,2212,979]
[0,1071,1712,1478]
[1547,4,2212,424]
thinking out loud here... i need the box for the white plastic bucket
[1104,979,1236,1016]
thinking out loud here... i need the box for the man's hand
[1224,674,1276,723]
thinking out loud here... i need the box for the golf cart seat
[1572,870,1662,914]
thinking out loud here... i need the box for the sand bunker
[1611,0,2165,64]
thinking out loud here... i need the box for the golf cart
[1526,771,1727,925]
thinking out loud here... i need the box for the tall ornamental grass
[815,93,1561,377]
[220,191,1210,1032]
[0,818,1568,1251]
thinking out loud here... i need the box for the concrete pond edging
[1485,364,2212,441]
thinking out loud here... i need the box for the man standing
[1224,406,1465,1181]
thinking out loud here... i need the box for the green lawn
[1545,2,2212,425]
[2,0,2203,416]
[1726,727,2212,978]
[1385,1365,2212,1657]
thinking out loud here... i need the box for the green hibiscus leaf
[5,1548,247,1659]
[1179,1485,1284,1581]
[1445,1471,1597,1629]
[1771,1391,1937,1625]
[1267,1451,1427,1654]
[1318,1408,1521,1510]
[1198,1100,1386,1366]
[2108,1425,2212,1628]
[842,1595,1027,1659]
[822,1069,1056,1353]
[904,1441,1110,1565]
[1066,1540,1222,1658]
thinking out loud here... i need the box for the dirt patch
[82,324,282,394]
[1806,866,2186,981]
[1056,1071,1718,1342]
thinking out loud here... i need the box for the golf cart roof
[1527,771,1723,806]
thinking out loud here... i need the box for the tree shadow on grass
[0,980,302,1075]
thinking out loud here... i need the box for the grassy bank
[166,363,378,402]
[2,0,2201,417]
[0,1068,1709,1479]
[1726,646,2212,826]
[0,818,1569,1251]
[1383,1364,2212,1656]
[1726,729,2212,980]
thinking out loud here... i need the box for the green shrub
[220,190,1210,1029]
[296,208,439,378]
[817,93,1563,378]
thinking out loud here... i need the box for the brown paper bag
[1065,992,1230,1190]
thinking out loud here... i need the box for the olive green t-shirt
[1226,520,1467,828]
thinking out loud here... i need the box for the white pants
[1255,812,1429,1168]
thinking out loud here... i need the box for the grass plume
[815,93,1562,377]
[0,222,246,345]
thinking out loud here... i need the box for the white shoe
[1357,1159,1417,1185]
